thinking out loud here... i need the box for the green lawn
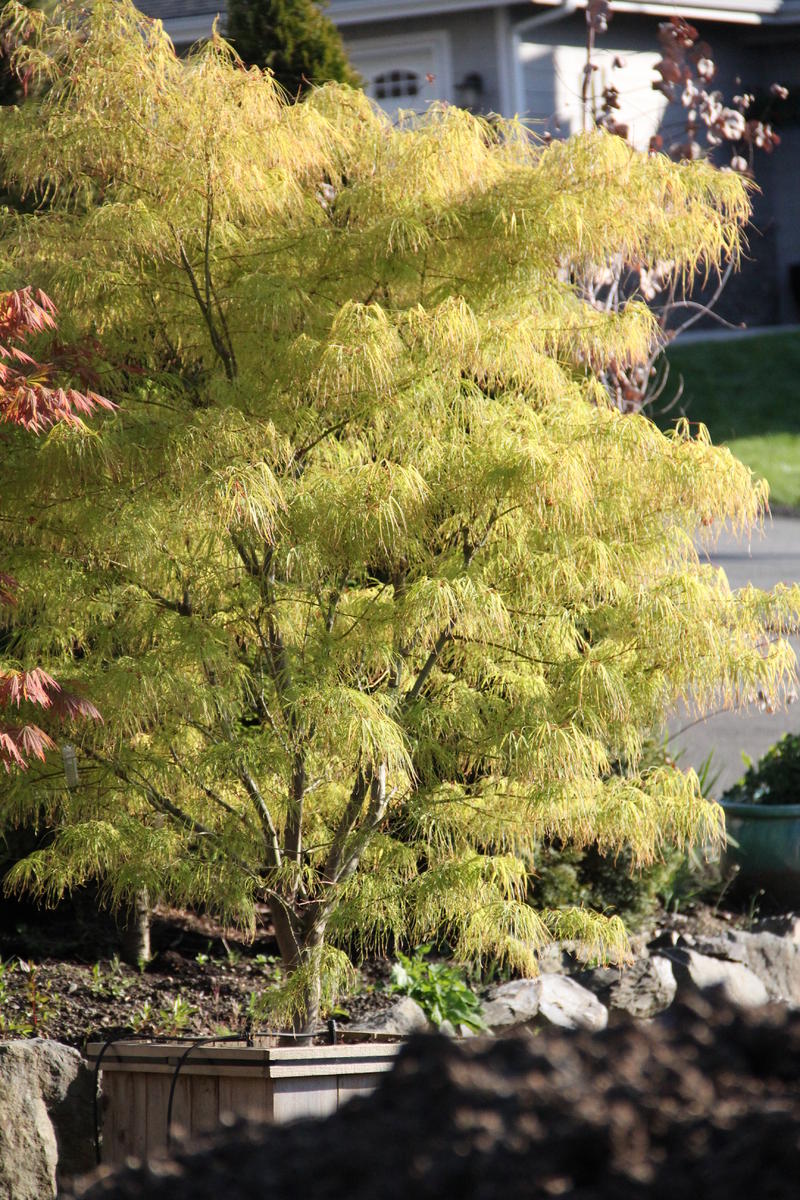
[662,332,800,508]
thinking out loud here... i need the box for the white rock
[753,914,800,944]
[536,975,609,1032]
[481,979,541,1032]
[358,997,430,1036]
[668,948,769,1008]
[690,929,800,1005]
[585,955,677,1020]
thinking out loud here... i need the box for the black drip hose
[90,1020,339,1163]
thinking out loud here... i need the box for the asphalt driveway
[665,515,800,796]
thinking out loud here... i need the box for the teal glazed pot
[721,800,800,905]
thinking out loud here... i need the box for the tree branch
[168,743,256,830]
[285,749,305,866]
[333,762,389,887]
[322,767,369,882]
[236,762,283,870]
[171,224,237,382]
[84,749,260,879]
[404,625,453,707]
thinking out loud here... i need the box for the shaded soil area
[0,899,392,1047]
[74,987,800,1200]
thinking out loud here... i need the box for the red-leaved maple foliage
[1,287,111,770]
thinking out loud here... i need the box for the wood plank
[218,1075,237,1124]
[93,1060,269,1078]
[145,1073,170,1160]
[265,1046,398,1079]
[98,1071,119,1166]
[337,1072,385,1105]
[216,1076,272,1124]
[168,1074,192,1148]
[190,1074,220,1136]
[273,1076,338,1123]
[88,1043,398,1079]
[103,1068,136,1166]
[128,1073,149,1162]
[265,1044,399,1065]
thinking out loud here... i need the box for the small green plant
[0,958,33,1037]
[130,999,154,1033]
[18,960,58,1035]
[87,961,105,996]
[246,990,266,1024]
[389,946,487,1033]
[87,956,130,999]
[195,940,215,967]
[722,733,800,806]
[157,995,197,1036]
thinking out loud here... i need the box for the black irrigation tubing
[90,1020,340,1164]
[90,1031,246,1166]
[166,1034,239,1151]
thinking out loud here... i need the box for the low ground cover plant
[664,333,800,510]
[389,945,487,1032]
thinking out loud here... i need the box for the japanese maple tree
[0,1,798,1029]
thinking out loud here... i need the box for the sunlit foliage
[0,1,797,1027]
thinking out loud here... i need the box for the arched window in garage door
[345,32,453,118]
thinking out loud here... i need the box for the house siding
[342,7,504,113]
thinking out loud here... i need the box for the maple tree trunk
[119,888,151,967]
[269,894,326,1035]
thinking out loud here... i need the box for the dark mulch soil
[0,898,393,1047]
[73,987,800,1200]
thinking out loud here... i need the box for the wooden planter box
[87,1040,399,1166]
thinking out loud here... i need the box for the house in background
[140,0,800,324]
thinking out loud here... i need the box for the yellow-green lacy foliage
[1,0,798,1009]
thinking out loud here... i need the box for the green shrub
[723,734,800,806]
[531,843,688,931]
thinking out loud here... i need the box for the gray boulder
[481,979,541,1032]
[584,954,677,1020]
[0,1039,95,1200]
[689,929,800,1005]
[665,947,769,1008]
[482,975,608,1034]
[358,997,430,1036]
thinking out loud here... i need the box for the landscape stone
[535,974,608,1032]
[480,979,541,1032]
[753,914,800,944]
[0,1039,95,1200]
[358,997,430,1036]
[688,929,800,1005]
[583,954,677,1020]
[666,947,769,1008]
